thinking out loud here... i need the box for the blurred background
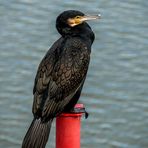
[0,0,148,148]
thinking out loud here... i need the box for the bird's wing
[32,37,64,115]
[33,38,90,120]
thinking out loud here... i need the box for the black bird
[22,10,100,148]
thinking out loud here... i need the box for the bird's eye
[75,16,81,19]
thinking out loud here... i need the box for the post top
[74,104,84,108]
[57,104,87,117]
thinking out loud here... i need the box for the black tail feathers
[22,118,52,148]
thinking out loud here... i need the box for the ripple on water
[0,0,148,148]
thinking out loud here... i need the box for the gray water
[0,0,148,148]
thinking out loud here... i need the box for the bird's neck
[64,25,94,47]
[79,27,95,46]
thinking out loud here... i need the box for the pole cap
[58,104,89,118]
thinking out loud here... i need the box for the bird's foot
[84,111,89,119]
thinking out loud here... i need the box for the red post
[56,104,84,148]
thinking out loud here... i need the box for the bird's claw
[84,110,89,119]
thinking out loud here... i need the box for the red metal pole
[56,104,84,148]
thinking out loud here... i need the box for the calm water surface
[0,0,148,148]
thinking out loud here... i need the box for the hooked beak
[68,13,101,27]
[81,13,101,21]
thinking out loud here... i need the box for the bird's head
[56,10,101,36]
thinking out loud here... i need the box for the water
[0,0,148,148]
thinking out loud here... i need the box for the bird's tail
[22,118,52,148]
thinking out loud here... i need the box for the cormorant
[22,10,100,148]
